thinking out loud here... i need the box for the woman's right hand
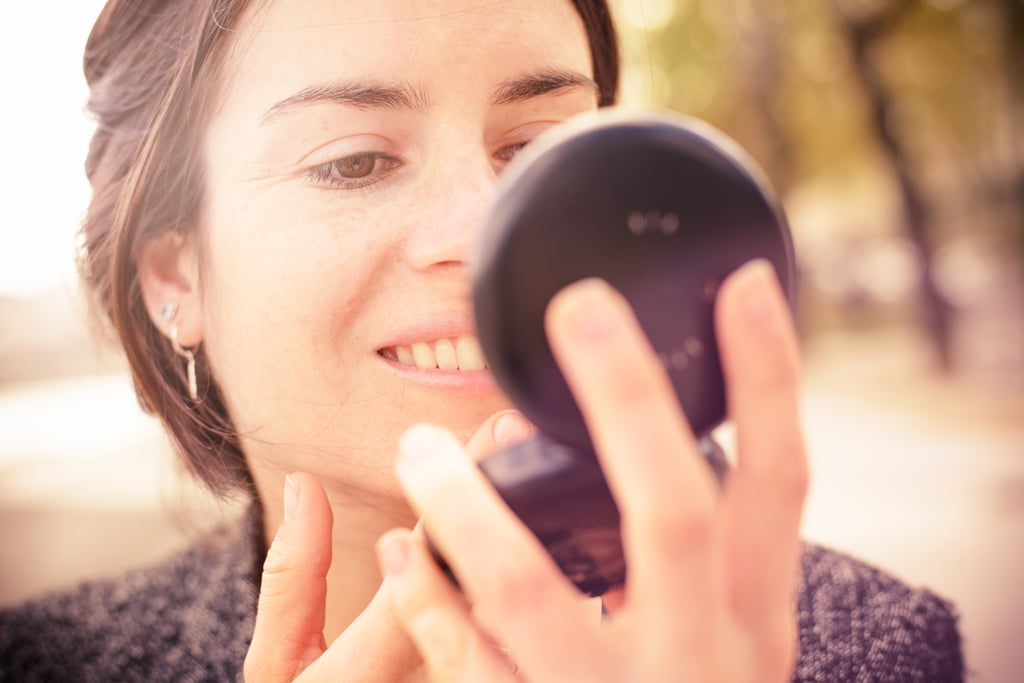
[242,470,416,682]
[242,412,533,682]
[379,262,807,683]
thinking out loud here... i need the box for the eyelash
[495,140,531,164]
[306,152,402,190]
[306,140,533,191]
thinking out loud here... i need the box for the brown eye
[333,153,377,178]
[307,151,400,189]
[495,141,529,164]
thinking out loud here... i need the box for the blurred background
[1,0,1021,680]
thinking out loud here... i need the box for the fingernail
[734,259,785,329]
[283,474,299,523]
[378,533,410,577]
[555,278,621,343]
[492,411,532,447]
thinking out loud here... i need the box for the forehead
[220,0,592,112]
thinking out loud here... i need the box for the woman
[0,0,963,681]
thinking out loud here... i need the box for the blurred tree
[833,0,955,368]
[614,0,1024,373]
[998,0,1024,259]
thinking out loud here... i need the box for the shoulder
[0,508,261,683]
[795,543,964,683]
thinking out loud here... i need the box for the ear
[136,230,204,348]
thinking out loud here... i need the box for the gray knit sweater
[0,507,964,682]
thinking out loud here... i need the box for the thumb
[244,472,333,682]
[463,409,534,463]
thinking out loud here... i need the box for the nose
[403,144,498,272]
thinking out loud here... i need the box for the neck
[251,468,603,681]
[255,469,420,657]
[320,490,418,642]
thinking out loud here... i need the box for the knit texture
[796,545,964,682]
[0,508,963,682]
[0,513,262,683]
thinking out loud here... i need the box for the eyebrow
[261,69,598,124]
[491,69,599,105]
[262,81,430,123]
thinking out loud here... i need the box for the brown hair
[572,0,619,107]
[79,0,620,497]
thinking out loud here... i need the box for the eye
[307,152,400,189]
[334,153,376,178]
[494,140,531,165]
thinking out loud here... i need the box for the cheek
[197,189,403,435]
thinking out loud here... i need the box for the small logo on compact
[657,336,705,371]
[627,210,680,236]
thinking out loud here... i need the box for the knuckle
[260,523,300,575]
[258,549,299,599]
[748,434,809,503]
[261,542,291,576]
[485,560,559,617]
[755,349,801,395]
[405,606,472,679]
[785,448,810,502]
[607,356,673,412]
[392,575,440,623]
[633,492,716,553]
[749,436,802,483]
[572,325,674,420]
[256,555,328,609]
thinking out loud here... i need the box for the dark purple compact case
[442,110,794,597]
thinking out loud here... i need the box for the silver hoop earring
[170,324,198,401]
[160,301,178,323]
[488,643,519,676]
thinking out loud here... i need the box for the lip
[374,312,499,393]
[377,356,499,392]
[374,310,478,351]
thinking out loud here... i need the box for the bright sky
[0,0,674,301]
[0,2,105,298]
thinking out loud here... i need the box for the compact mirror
[453,110,794,596]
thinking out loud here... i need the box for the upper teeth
[383,335,488,371]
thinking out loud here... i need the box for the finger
[300,570,422,682]
[245,472,332,682]
[463,409,534,464]
[544,279,720,625]
[377,529,519,682]
[395,423,603,679]
[715,260,807,624]
[429,410,532,590]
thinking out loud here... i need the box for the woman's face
[195,0,598,498]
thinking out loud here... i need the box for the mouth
[377,334,489,371]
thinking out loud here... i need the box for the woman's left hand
[376,260,808,682]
